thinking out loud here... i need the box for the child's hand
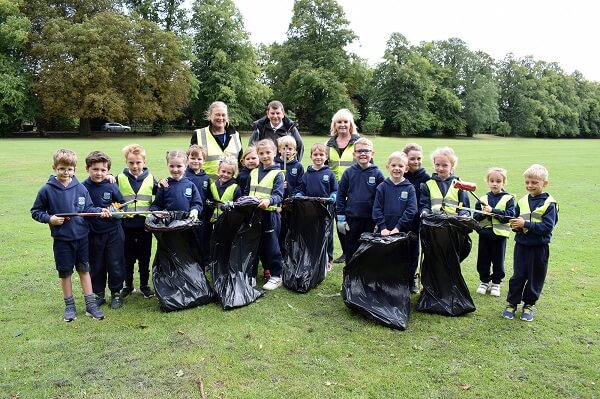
[100,208,111,218]
[389,228,400,235]
[283,181,288,189]
[106,174,116,184]
[49,215,65,226]
[258,199,270,209]
[380,229,391,236]
[482,205,493,214]
[509,217,525,229]
[158,178,169,188]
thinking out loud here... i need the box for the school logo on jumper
[203,181,208,188]
[400,191,408,200]
[291,168,298,176]
[78,197,86,206]
[103,192,111,200]
[368,176,376,185]
[323,175,329,182]
[184,188,192,197]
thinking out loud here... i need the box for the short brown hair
[187,144,208,160]
[311,143,327,155]
[53,149,77,167]
[85,151,111,170]
[267,100,284,111]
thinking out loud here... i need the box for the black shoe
[120,285,136,299]
[110,293,123,309]
[332,255,346,264]
[95,292,106,307]
[140,285,155,298]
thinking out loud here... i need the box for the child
[244,139,285,290]
[403,143,430,293]
[503,164,558,322]
[31,149,110,321]
[473,168,516,297]
[186,145,212,269]
[419,147,470,217]
[208,157,242,223]
[336,137,384,262]
[150,150,203,218]
[294,143,338,269]
[275,135,305,257]
[116,144,157,299]
[237,146,259,195]
[82,151,127,309]
[372,151,417,236]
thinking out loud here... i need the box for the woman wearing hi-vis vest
[325,108,360,264]
[190,101,243,180]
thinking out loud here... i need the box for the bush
[361,112,384,135]
[496,121,512,137]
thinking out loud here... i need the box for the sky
[232,0,600,82]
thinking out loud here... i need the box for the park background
[0,134,599,398]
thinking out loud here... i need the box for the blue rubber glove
[189,209,199,222]
[294,192,304,198]
[329,193,337,203]
[337,215,349,234]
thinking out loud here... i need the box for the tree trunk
[79,117,91,135]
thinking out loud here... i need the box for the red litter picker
[452,180,487,206]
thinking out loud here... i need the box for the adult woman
[326,108,360,264]
[190,101,243,179]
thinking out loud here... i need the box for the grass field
[1,135,599,398]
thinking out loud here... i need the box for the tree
[0,0,32,132]
[31,12,192,133]
[190,0,270,128]
[121,0,189,33]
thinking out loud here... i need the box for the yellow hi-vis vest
[195,127,242,179]
[209,182,238,222]
[426,179,460,214]
[249,168,279,211]
[517,194,557,234]
[478,193,512,237]
[117,173,154,217]
[328,143,355,181]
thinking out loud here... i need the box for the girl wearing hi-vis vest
[208,157,242,224]
[473,168,516,298]
[418,146,470,217]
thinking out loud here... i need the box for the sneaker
[110,293,122,309]
[410,274,420,294]
[476,282,490,295]
[140,285,155,298]
[262,276,283,291]
[332,255,346,264]
[63,304,76,322]
[520,304,534,322]
[489,284,501,297]
[502,304,517,319]
[95,293,106,307]
[120,285,136,299]
[85,303,105,320]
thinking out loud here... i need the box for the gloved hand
[420,210,430,218]
[329,193,337,203]
[294,192,304,198]
[189,209,199,222]
[337,215,349,234]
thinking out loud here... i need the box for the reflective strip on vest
[517,194,557,234]
[426,180,459,214]
[249,169,279,211]
[328,143,355,180]
[195,127,242,179]
[478,193,512,237]
[209,183,238,222]
[117,173,154,216]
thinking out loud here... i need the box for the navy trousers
[89,227,125,294]
[256,211,283,278]
[123,225,152,287]
[507,243,549,306]
[476,233,507,284]
[345,217,376,263]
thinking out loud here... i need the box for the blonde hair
[354,137,373,150]
[242,146,257,160]
[388,151,408,164]
[277,135,296,150]
[122,144,146,159]
[255,139,277,152]
[187,144,207,160]
[486,167,508,184]
[311,143,327,155]
[53,149,77,167]
[523,164,549,181]
[430,146,458,168]
[165,149,187,163]
[206,101,228,121]
[218,156,239,177]
[330,108,358,136]
[403,143,423,155]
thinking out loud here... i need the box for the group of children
[32,134,558,323]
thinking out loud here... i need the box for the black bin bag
[342,232,416,330]
[145,212,214,312]
[416,213,479,316]
[210,197,264,309]
[281,197,333,293]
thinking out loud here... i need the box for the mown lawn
[0,135,598,398]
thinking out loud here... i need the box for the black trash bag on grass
[342,232,416,330]
[146,212,214,312]
[415,213,479,316]
[281,197,333,293]
[210,196,264,309]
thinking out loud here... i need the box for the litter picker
[452,180,487,206]
[54,210,170,218]
[442,202,506,218]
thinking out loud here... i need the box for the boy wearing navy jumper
[473,167,516,298]
[336,138,385,262]
[116,144,158,299]
[294,143,338,268]
[83,151,126,309]
[31,149,110,322]
[373,152,417,236]
[244,139,285,291]
[504,164,558,322]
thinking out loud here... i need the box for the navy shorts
[53,238,91,278]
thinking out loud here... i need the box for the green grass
[1,134,599,398]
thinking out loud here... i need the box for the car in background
[101,122,131,132]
